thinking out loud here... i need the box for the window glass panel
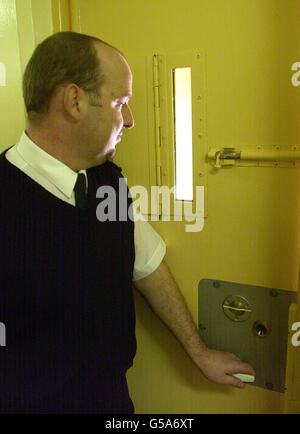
[173,67,193,201]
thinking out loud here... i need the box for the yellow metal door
[68,0,300,414]
[2,0,296,414]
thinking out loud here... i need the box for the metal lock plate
[198,279,297,393]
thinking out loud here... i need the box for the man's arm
[133,260,255,389]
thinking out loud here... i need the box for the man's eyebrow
[114,93,132,100]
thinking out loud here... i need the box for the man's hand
[134,260,255,389]
[195,348,255,389]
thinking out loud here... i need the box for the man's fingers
[227,360,256,376]
[198,349,255,388]
[226,360,256,388]
[220,374,245,389]
[228,376,246,389]
[237,363,255,376]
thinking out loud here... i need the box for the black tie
[74,173,88,209]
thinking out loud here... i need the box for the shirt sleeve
[132,208,166,282]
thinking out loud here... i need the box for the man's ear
[63,84,85,121]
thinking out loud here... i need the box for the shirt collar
[16,131,87,199]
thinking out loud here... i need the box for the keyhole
[252,320,271,338]
[257,325,266,335]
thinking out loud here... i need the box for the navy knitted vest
[0,149,136,413]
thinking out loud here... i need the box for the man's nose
[122,104,134,129]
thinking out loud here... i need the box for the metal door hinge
[153,54,163,216]
[153,54,162,186]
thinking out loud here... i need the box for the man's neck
[25,126,101,172]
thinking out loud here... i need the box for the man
[0,32,254,413]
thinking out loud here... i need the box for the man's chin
[107,147,117,159]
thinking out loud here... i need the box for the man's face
[81,45,134,164]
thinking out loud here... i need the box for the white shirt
[5,132,166,281]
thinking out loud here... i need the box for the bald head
[93,42,132,102]
[23,31,126,121]
[24,31,134,171]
